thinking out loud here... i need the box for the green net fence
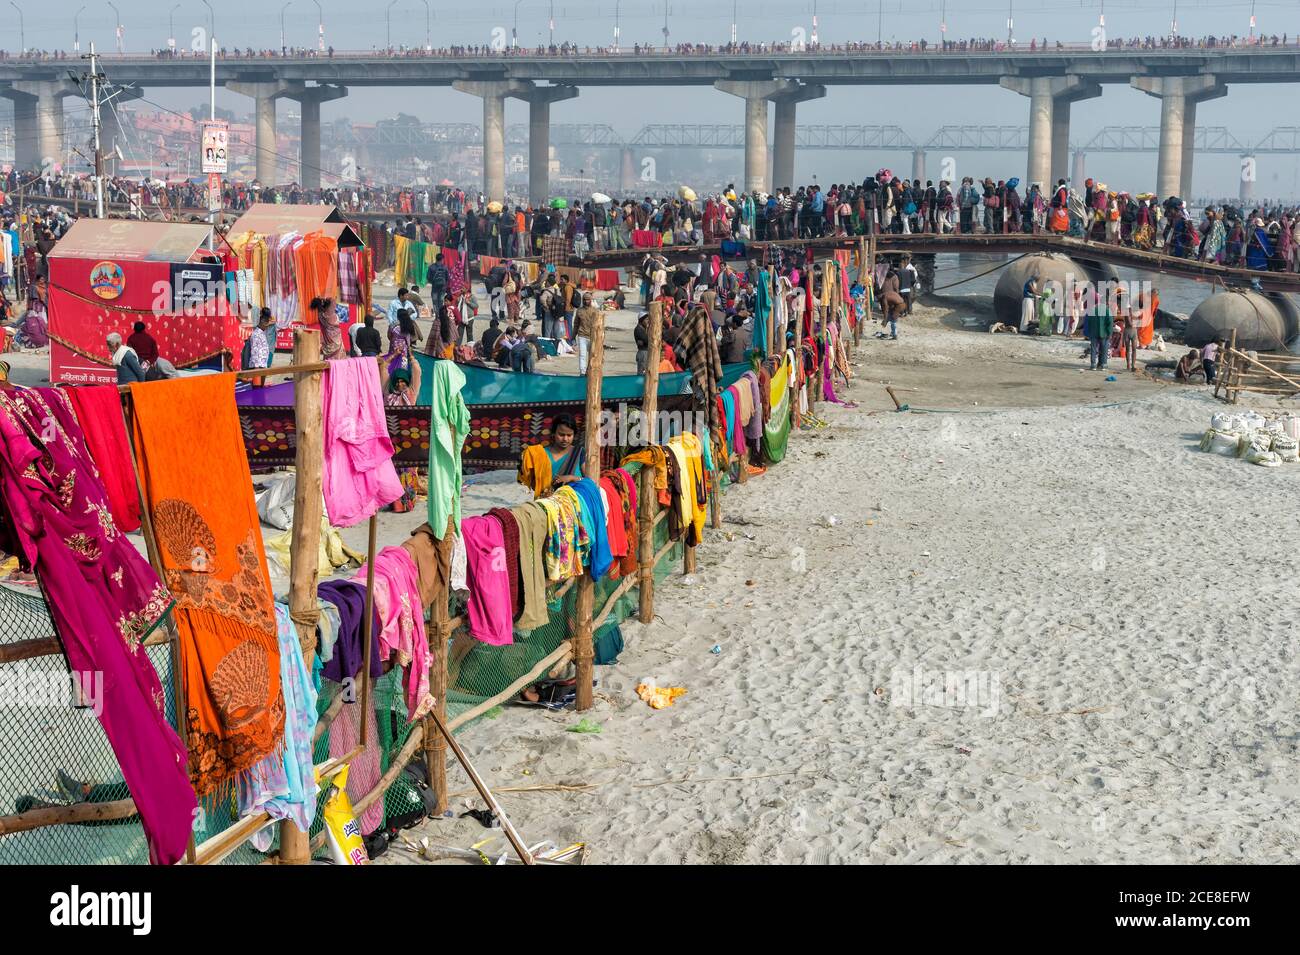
[1,483,685,864]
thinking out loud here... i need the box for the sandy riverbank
[380,303,1300,865]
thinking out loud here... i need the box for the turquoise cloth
[426,360,470,539]
[754,269,771,356]
[570,478,612,582]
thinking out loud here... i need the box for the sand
[380,303,1300,866]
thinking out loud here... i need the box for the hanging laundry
[461,515,514,646]
[322,357,402,528]
[66,384,141,533]
[129,374,284,798]
[241,604,319,850]
[510,502,550,631]
[426,359,470,540]
[0,387,195,866]
[570,477,612,582]
[353,547,434,721]
[486,507,523,620]
[317,579,383,684]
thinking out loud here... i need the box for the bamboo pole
[426,614,451,814]
[637,301,664,625]
[352,723,425,817]
[574,309,605,713]
[446,641,574,732]
[0,799,139,834]
[426,707,535,865]
[1227,328,1240,404]
[1226,346,1300,393]
[279,328,325,867]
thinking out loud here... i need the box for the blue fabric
[721,390,737,450]
[1247,227,1274,271]
[570,478,612,581]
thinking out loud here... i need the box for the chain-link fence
[1,482,684,864]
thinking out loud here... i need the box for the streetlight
[1171,1,1178,38]
[314,0,324,52]
[200,0,214,49]
[1248,0,1257,41]
[385,0,396,50]
[1006,0,1014,46]
[108,1,122,53]
[616,0,623,51]
[730,0,736,47]
[9,2,22,55]
[811,0,818,47]
[940,0,946,47]
[75,5,86,53]
[549,0,555,47]
[513,0,524,48]
[281,1,292,52]
[662,1,669,49]
[420,0,430,51]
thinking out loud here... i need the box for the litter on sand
[636,681,687,709]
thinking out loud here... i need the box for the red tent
[48,220,241,384]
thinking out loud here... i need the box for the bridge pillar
[911,148,926,183]
[1000,75,1099,191]
[769,83,825,191]
[1071,149,1086,189]
[228,80,298,184]
[715,80,804,194]
[3,80,79,171]
[620,147,637,192]
[453,79,533,204]
[1239,155,1255,203]
[513,85,579,207]
[97,86,142,177]
[1131,74,1225,199]
[284,84,347,190]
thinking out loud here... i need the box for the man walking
[574,292,601,375]
[426,254,450,308]
[1084,295,1112,371]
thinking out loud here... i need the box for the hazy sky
[11,0,1300,195]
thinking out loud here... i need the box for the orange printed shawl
[130,374,284,797]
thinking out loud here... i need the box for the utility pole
[90,42,104,218]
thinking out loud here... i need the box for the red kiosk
[47,219,242,384]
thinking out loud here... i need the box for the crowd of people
[3,32,1294,61]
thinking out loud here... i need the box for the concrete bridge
[3,46,1297,202]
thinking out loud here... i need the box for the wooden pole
[280,327,324,866]
[637,300,663,626]
[574,310,604,712]
[426,603,451,814]
[358,514,376,749]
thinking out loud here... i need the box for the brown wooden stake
[574,310,604,713]
[280,328,324,866]
[637,301,663,626]
[426,616,451,814]
[358,514,377,749]
[426,707,535,865]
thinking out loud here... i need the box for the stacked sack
[1200,411,1300,467]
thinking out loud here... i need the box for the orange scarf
[130,374,283,798]
[294,231,340,324]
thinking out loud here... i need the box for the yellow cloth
[265,515,364,578]
[636,683,686,709]
[667,432,707,543]
[769,353,789,411]
[518,443,553,499]
[622,447,667,494]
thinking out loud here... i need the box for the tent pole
[280,327,324,866]
[637,300,663,625]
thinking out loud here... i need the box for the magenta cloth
[353,546,434,722]
[728,385,747,457]
[322,357,402,527]
[615,467,638,515]
[0,387,196,865]
[461,514,514,646]
[822,340,844,404]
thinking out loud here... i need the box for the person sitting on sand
[1175,349,1203,382]
[517,412,585,498]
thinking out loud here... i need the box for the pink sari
[0,388,196,865]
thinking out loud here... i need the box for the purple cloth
[744,372,764,442]
[235,381,296,406]
[318,579,383,683]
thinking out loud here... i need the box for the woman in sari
[1133,199,1156,250]
[517,412,585,499]
[504,266,521,324]
[385,308,420,379]
[383,363,425,513]
[311,296,343,359]
[1201,209,1227,263]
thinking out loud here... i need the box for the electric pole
[89,42,104,218]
